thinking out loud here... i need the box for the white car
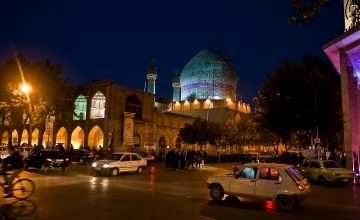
[92,152,147,176]
[207,163,311,211]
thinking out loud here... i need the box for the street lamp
[21,83,33,146]
[205,99,212,121]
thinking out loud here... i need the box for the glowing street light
[205,99,212,121]
[21,83,33,146]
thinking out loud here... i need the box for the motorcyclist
[0,144,24,198]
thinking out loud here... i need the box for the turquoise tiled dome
[180,48,238,101]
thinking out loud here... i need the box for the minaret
[172,68,181,101]
[146,57,157,94]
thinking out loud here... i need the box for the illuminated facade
[0,79,194,155]
[322,0,360,172]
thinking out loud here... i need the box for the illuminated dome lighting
[180,48,238,101]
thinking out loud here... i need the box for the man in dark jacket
[1,145,24,198]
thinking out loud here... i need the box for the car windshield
[287,167,305,181]
[323,161,342,168]
[106,154,123,161]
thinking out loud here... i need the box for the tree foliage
[0,54,71,128]
[289,0,329,24]
[254,56,343,151]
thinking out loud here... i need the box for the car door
[298,161,311,180]
[119,154,132,172]
[229,166,257,196]
[130,154,142,171]
[308,161,321,180]
[254,166,282,199]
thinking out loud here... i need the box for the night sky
[0,0,344,105]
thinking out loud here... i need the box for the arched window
[159,136,166,149]
[90,91,106,119]
[126,94,142,119]
[73,94,87,121]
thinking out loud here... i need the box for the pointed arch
[56,127,68,149]
[159,136,166,149]
[90,91,106,119]
[126,94,142,119]
[1,130,9,145]
[88,125,104,150]
[73,94,87,121]
[21,129,29,146]
[12,129,18,145]
[32,129,39,146]
[71,126,85,149]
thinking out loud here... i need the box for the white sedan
[207,163,311,211]
[92,152,147,176]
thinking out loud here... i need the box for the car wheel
[79,159,84,164]
[209,184,224,201]
[40,164,48,173]
[111,168,119,176]
[277,195,297,211]
[137,167,143,174]
[317,175,327,185]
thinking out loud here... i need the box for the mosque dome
[180,48,238,101]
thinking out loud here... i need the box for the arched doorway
[88,125,104,151]
[71,126,85,149]
[21,129,29,146]
[1,130,9,145]
[32,128,39,146]
[12,130,18,145]
[56,127,68,149]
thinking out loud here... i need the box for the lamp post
[21,83,32,146]
[205,99,211,121]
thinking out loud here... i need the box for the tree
[289,0,329,24]
[178,117,222,150]
[0,54,71,145]
[254,56,343,152]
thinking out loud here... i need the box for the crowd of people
[164,148,206,170]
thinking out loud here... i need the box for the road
[0,162,359,220]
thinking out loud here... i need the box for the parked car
[132,150,155,163]
[0,145,10,159]
[296,159,356,185]
[24,149,70,172]
[67,149,96,164]
[92,152,147,176]
[207,163,311,211]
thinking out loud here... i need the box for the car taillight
[46,158,52,162]
[296,183,304,190]
[66,158,69,161]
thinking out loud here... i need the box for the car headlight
[92,162,97,167]
[103,164,109,168]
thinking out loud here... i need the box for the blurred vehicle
[24,149,70,172]
[207,163,311,211]
[0,145,10,159]
[18,146,34,159]
[92,152,147,176]
[132,150,155,162]
[296,159,356,185]
[67,149,96,164]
